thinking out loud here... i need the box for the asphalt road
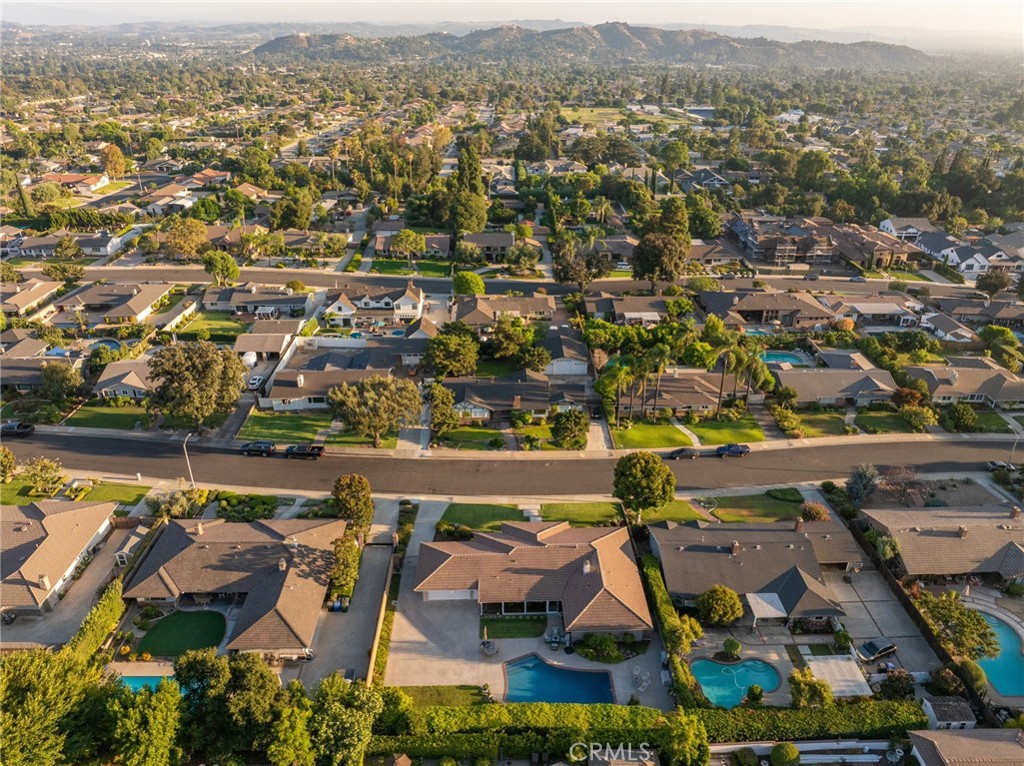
[8,432,1014,497]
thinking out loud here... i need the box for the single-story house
[202,283,317,318]
[1,279,63,318]
[53,282,173,326]
[445,370,586,422]
[124,518,347,659]
[819,294,921,328]
[542,328,590,377]
[94,358,155,400]
[908,728,1024,766]
[584,294,671,326]
[415,521,653,638]
[453,295,556,329]
[699,290,834,331]
[920,313,976,343]
[1,500,115,615]
[905,356,1024,409]
[771,367,898,407]
[2,357,82,394]
[323,282,425,327]
[618,368,741,417]
[423,234,452,258]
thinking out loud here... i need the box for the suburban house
[921,697,976,731]
[232,319,305,361]
[879,217,938,243]
[920,313,976,343]
[905,356,1024,409]
[908,727,1024,766]
[699,290,834,331]
[453,295,556,329]
[463,231,514,261]
[124,518,346,659]
[40,172,109,193]
[423,234,452,258]
[832,224,922,270]
[445,370,587,422]
[818,293,922,328]
[371,218,406,235]
[94,358,155,400]
[584,294,672,326]
[933,298,1024,329]
[771,366,897,407]
[861,506,1024,582]
[14,229,120,258]
[415,521,654,639]
[617,368,740,417]
[541,328,590,377]
[726,213,835,264]
[323,283,426,328]
[53,283,173,326]
[580,234,639,264]
[650,518,862,627]
[0,279,63,318]
[1,357,82,394]
[203,283,318,318]
[1,500,115,615]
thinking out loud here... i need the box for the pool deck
[959,586,1024,707]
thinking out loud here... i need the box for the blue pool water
[504,654,614,703]
[120,675,173,692]
[691,658,781,708]
[89,338,122,351]
[761,351,805,366]
[350,331,363,338]
[978,613,1024,697]
[745,328,771,336]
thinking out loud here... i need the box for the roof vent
[958,525,968,539]
[37,574,50,591]
[787,544,795,549]
[754,544,762,550]
[731,540,741,556]
[1011,506,1022,519]
[278,557,287,572]
[582,560,592,575]
[195,522,204,536]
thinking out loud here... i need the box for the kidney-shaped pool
[691,657,781,708]
[504,653,614,703]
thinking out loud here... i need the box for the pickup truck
[285,443,325,460]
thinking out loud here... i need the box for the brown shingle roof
[908,729,1024,766]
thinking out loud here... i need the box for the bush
[957,660,987,694]
[800,501,830,521]
[1004,582,1024,598]
[64,578,124,660]
[216,492,278,522]
[833,628,852,652]
[574,633,624,663]
[696,585,744,627]
[722,638,741,660]
[878,669,915,700]
[745,685,763,706]
[771,743,800,766]
[788,667,833,708]
[930,665,965,696]
[736,747,758,766]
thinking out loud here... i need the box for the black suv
[240,441,276,457]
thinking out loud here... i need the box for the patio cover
[747,592,787,621]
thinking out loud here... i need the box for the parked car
[247,375,265,391]
[720,273,737,280]
[590,407,603,419]
[850,276,867,283]
[285,443,325,460]
[666,447,700,460]
[716,443,751,458]
[857,638,897,663]
[802,273,820,281]
[985,461,1017,472]
[240,441,276,457]
[0,421,35,438]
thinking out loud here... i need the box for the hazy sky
[5,0,1022,34]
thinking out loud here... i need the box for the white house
[879,217,937,243]
[323,282,425,328]
[920,313,976,343]
[542,328,590,377]
[921,697,976,730]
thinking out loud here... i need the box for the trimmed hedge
[369,734,498,760]
[693,700,927,743]
[408,702,666,735]
[64,578,125,660]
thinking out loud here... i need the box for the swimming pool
[691,658,781,708]
[89,339,122,351]
[978,613,1024,697]
[761,351,806,366]
[350,331,363,338]
[120,675,173,692]
[745,328,771,336]
[504,654,614,703]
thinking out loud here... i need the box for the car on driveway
[716,443,751,458]
[247,375,265,392]
[240,441,276,457]
[857,637,898,663]
[285,443,325,460]
[666,447,700,460]
[0,421,35,438]
[985,461,1017,472]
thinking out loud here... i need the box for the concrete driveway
[1,528,130,648]
[825,568,939,674]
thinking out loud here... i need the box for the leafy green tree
[788,667,833,708]
[696,585,744,626]
[943,401,978,432]
[268,703,315,766]
[101,144,128,179]
[327,375,422,448]
[309,677,383,766]
[149,341,245,428]
[0,445,15,482]
[687,275,718,293]
[552,248,612,291]
[452,241,483,266]
[0,261,22,284]
[917,591,999,660]
[111,679,182,766]
[41,261,85,283]
[202,250,240,286]
[21,456,67,496]
[173,649,231,757]
[451,190,487,234]
[653,197,692,242]
[425,333,478,377]
[224,652,287,754]
[491,314,532,359]
[552,409,589,449]
[519,345,552,372]
[428,383,460,435]
[55,235,84,260]
[40,361,82,405]
[795,150,834,190]
[505,243,540,275]
[389,229,426,260]
[453,270,485,295]
[612,451,676,519]
[332,474,375,530]
[976,270,1012,298]
[633,233,689,293]
[899,404,937,432]
[957,659,988,694]
[165,217,209,260]
[878,668,915,700]
[722,637,742,659]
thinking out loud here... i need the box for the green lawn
[370,258,454,278]
[440,503,521,531]
[541,502,622,525]
[971,411,1013,434]
[402,685,487,707]
[643,499,703,524]
[797,410,848,437]
[688,414,765,445]
[65,402,149,430]
[854,410,913,434]
[0,477,46,505]
[7,257,99,267]
[480,616,547,639]
[474,358,519,378]
[136,610,227,657]
[516,422,559,450]
[560,106,626,125]
[886,270,932,282]
[177,311,249,343]
[82,482,150,508]
[100,180,133,193]
[440,425,504,450]
[239,411,396,448]
[711,489,804,523]
[610,422,691,449]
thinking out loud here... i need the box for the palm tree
[593,196,613,225]
[630,354,652,421]
[646,343,673,419]
[602,361,632,427]
[709,340,739,419]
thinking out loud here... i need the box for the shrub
[800,501,830,521]
[930,665,965,696]
[878,668,915,700]
[64,578,125,660]
[722,638,741,660]
[957,660,987,694]
[833,628,852,652]
[694,701,927,742]
[696,585,744,626]
[771,743,800,766]
[736,747,758,766]
[788,667,833,708]
[574,633,625,663]
[1004,582,1024,598]
[745,685,763,706]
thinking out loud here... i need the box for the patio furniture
[480,640,498,656]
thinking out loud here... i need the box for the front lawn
[516,422,559,450]
[440,503,521,531]
[854,410,914,434]
[82,482,150,509]
[402,685,487,707]
[239,411,396,448]
[480,616,547,639]
[643,499,703,524]
[177,311,249,343]
[439,425,504,450]
[135,610,226,657]
[711,488,804,523]
[7,256,99,267]
[541,502,622,525]
[474,358,519,378]
[0,477,45,505]
[610,421,691,449]
[970,411,1012,434]
[65,402,149,430]
[371,258,453,278]
[688,414,765,445]
[796,410,849,437]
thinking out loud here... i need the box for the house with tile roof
[415,521,653,638]
[124,518,346,659]
[1,500,115,614]
[908,728,1024,766]
[771,366,897,407]
[453,295,556,329]
[53,282,173,326]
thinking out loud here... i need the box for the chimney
[1011,506,1022,520]
[582,559,592,575]
[38,574,50,591]
[731,540,741,556]
[278,558,287,572]
[958,525,968,539]
[195,522,204,536]
[296,374,304,389]
[794,518,804,533]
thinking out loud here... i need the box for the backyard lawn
[440,503,522,531]
[610,422,691,449]
[480,616,547,639]
[711,488,804,523]
[65,402,149,430]
[403,685,487,707]
[688,414,765,445]
[440,424,504,450]
[82,482,151,509]
[177,311,249,343]
[643,499,703,524]
[371,258,453,278]
[854,410,913,434]
[136,610,227,657]
[796,410,848,437]
[474,358,519,378]
[540,502,622,525]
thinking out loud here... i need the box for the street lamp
[182,432,197,489]
[1010,432,1020,465]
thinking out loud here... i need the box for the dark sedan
[666,447,700,460]
[1,421,35,438]
[716,443,751,458]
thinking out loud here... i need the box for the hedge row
[64,578,125,660]
[693,700,927,743]
[408,702,666,736]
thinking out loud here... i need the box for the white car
[247,375,265,391]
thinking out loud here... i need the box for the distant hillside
[253,22,933,69]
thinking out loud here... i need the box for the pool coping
[689,655,784,707]
[969,606,1024,700]
[502,651,617,704]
